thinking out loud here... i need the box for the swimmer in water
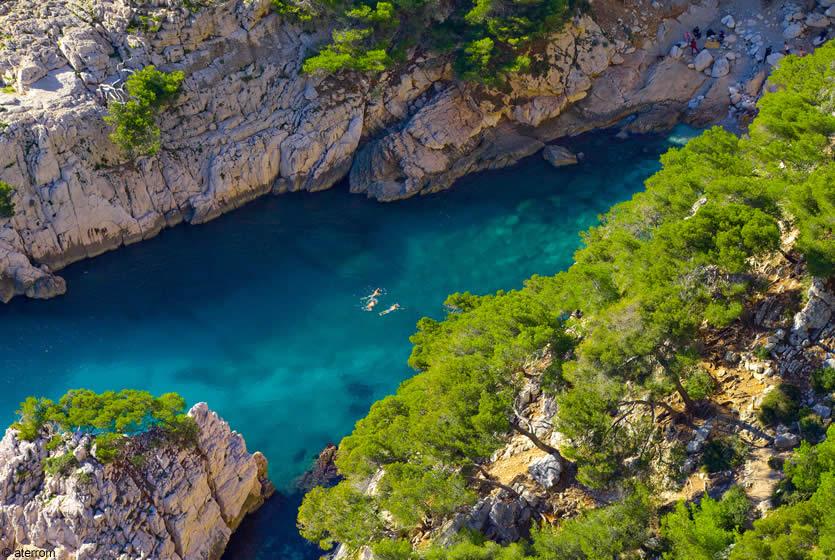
[379,303,401,316]
[363,297,378,312]
[362,288,383,301]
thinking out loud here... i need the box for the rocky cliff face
[0,0,806,301]
[0,403,272,560]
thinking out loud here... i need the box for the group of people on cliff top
[684,24,825,62]
[685,27,725,54]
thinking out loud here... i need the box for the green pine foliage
[283,0,572,81]
[105,66,184,157]
[297,42,835,555]
[10,389,196,465]
[661,486,751,560]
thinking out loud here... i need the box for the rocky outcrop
[0,403,272,560]
[0,0,801,301]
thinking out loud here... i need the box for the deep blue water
[0,126,696,559]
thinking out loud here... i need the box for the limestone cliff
[0,0,818,300]
[0,403,272,560]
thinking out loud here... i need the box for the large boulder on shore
[694,49,714,72]
[542,145,578,167]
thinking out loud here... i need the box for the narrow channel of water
[0,125,697,558]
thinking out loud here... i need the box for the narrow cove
[0,126,697,559]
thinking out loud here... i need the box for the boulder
[721,14,736,28]
[812,404,832,419]
[669,44,683,59]
[694,49,714,72]
[774,432,801,450]
[711,57,730,78]
[543,145,579,167]
[827,6,835,17]
[767,52,785,66]
[745,69,768,95]
[528,455,562,489]
[783,22,804,39]
[15,58,47,88]
[806,13,830,27]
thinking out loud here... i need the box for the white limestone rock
[807,13,830,27]
[721,14,736,28]
[528,455,563,489]
[0,403,272,560]
[783,22,804,39]
[694,49,714,72]
[711,57,730,78]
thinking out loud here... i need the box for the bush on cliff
[105,66,184,157]
[0,180,14,217]
[11,389,197,464]
[285,0,572,81]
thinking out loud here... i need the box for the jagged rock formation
[0,0,781,302]
[0,403,273,560]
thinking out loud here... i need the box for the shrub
[0,180,14,217]
[757,384,801,426]
[811,366,835,393]
[44,435,63,452]
[105,66,184,157]
[683,368,717,401]
[93,432,125,463]
[701,436,746,473]
[44,452,78,477]
[798,410,826,442]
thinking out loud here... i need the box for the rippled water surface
[0,126,697,559]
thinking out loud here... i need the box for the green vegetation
[105,66,184,157]
[44,452,79,477]
[811,366,835,393]
[701,436,746,473]
[1,85,14,94]
[11,389,196,465]
[297,42,835,557]
[757,383,801,427]
[281,0,573,82]
[661,486,750,560]
[0,180,14,217]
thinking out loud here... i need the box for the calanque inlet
[0,0,833,558]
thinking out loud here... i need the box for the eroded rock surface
[0,403,272,560]
[0,0,801,301]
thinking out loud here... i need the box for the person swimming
[362,288,383,300]
[379,303,401,316]
[363,297,379,312]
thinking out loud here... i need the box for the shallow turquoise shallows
[0,125,697,559]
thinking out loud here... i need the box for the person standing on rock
[690,37,699,54]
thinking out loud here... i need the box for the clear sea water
[0,126,697,559]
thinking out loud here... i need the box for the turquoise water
[0,126,696,559]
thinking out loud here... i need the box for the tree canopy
[278,0,572,81]
[11,389,197,464]
[297,42,835,557]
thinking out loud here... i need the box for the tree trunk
[509,418,568,467]
[656,352,696,413]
